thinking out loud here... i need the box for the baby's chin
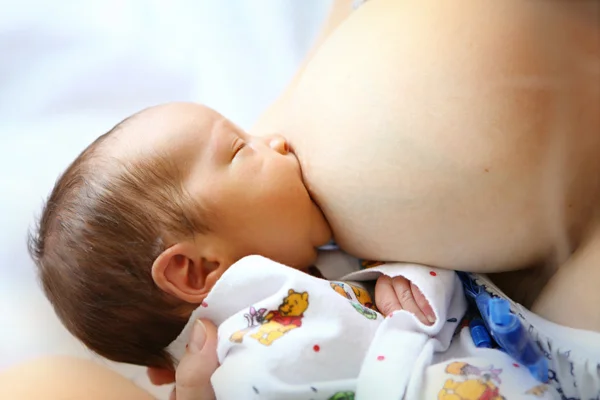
[309,198,333,245]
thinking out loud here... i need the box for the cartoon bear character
[330,281,379,319]
[445,362,502,384]
[331,282,352,300]
[446,362,471,376]
[439,362,505,400]
[229,329,247,343]
[525,384,549,397]
[351,284,376,310]
[438,378,504,400]
[248,289,309,346]
[330,281,376,310]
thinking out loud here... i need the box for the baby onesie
[167,255,557,399]
[463,273,600,399]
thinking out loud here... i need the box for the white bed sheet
[0,0,330,395]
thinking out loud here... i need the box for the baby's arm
[353,263,467,399]
[342,262,462,330]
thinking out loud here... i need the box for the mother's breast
[286,0,599,272]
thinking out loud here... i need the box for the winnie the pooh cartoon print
[525,384,550,397]
[229,289,309,346]
[350,284,375,310]
[438,361,505,400]
[330,281,379,320]
[329,282,376,310]
[229,306,267,343]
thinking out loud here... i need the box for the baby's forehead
[102,102,220,162]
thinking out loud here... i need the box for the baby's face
[106,103,331,268]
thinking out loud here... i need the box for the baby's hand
[375,275,436,325]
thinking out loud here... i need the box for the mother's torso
[284,0,600,275]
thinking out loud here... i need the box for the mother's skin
[259,0,600,331]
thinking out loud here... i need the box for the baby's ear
[151,241,220,304]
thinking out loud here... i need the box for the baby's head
[29,103,331,369]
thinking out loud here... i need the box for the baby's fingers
[375,275,433,325]
[391,275,432,325]
[375,275,403,316]
[410,282,436,324]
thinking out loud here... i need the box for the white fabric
[313,248,362,279]
[168,255,557,399]
[473,274,600,399]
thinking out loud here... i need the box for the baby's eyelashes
[232,138,246,159]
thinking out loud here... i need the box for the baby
[29,102,431,369]
[30,102,557,398]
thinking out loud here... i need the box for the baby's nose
[268,135,290,155]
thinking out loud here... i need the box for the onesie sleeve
[344,264,469,399]
[342,263,466,339]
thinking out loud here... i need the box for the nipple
[269,137,290,154]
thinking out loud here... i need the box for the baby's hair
[29,117,208,369]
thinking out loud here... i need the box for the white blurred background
[0,1,330,397]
